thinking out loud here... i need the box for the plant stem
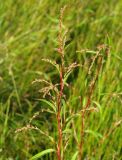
[56,6,66,160]
[79,52,103,160]
[57,66,64,160]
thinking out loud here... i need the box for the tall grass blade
[30,149,55,160]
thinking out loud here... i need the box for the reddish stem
[79,55,103,160]
[56,67,64,160]
[56,6,66,160]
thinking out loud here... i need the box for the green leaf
[93,101,103,119]
[37,99,56,113]
[46,15,58,23]
[64,70,73,83]
[85,130,103,140]
[63,128,71,134]
[71,151,78,160]
[66,113,80,123]
[30,149,55,160]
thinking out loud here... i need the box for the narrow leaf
[85,130,103,140]
[71,151,78,160]
[30,149,55,160]
[37,99,56,112]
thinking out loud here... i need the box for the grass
[0,0,122,159]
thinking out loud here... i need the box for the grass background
[0,0,122,159]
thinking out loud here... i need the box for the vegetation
[0,0,122,160]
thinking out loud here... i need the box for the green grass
[0,0,122,159]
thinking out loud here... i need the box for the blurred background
[0,0,122,159]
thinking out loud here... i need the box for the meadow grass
[0,0,122,159]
